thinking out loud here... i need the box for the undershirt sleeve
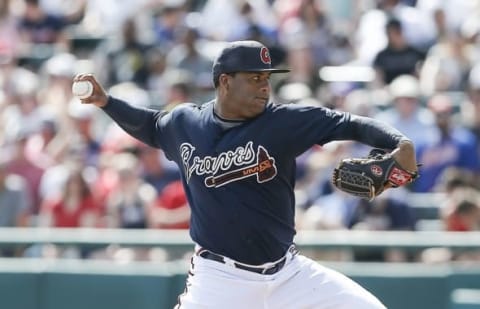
[101,96,169,149]
[342,114,410,150]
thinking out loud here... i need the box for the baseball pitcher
[74,40,419,309]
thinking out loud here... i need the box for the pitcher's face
[221,72,271,119]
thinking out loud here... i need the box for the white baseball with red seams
[72,80,94,99]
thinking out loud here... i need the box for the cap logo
[260,47,271,64]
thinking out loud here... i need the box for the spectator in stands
[137,145,180,195]
[167,25,214,100]
[356,0,436,64]
[0,0,21,60]
[102,17,154,88]
[37,100,101,205]
[37,146,86,206]
[372,18,426,86]
[35,164,102,259]
[299,177,416,262]
[79,0,149,37]
[461,64,480,140]
[414,94,480,192]
[375,74,435,146]
[438,167,477,193]
[416,0,478,42]
[145,47,169,104]
[443,189,480,232]
[24,117,58,169]
[0,156,31,228]
[1,67,43,142]
[351,192,418,263]
[39,52,78,119]
[32,53,98,169]
[166,25,212,80]
[38,166,101,228]
[442,188,480,261]
[423,185,480,262]
[199,0,277,42]
[67,100,102,167]
[17,0,81,52]
[161,69,195,110]
[300,186,358,231]
[105,152,156,229]
[151,1,187,50]
[419,30,479,95]
[350,191,416,228]
[0,156,32,257]
[277,0,333,87]
[4,129,45,213]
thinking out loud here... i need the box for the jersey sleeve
[277,103,408,155]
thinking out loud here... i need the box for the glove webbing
[336,168,376,200]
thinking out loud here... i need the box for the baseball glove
[332,149,419,200]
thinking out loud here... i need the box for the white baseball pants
[175,251,386,309]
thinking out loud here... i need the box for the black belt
[197,247,297,275]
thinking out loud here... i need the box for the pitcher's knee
[353,296,386,309]
[338,291,386,309]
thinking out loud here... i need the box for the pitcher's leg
[268,255,386,309]
[175,256,267,309]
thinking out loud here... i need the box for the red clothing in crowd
[41,195,102,228]
[151,181,190,229]
[445,214,470,231]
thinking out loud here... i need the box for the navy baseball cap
[213,41,290,84]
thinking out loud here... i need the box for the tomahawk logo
[179,142,277,188]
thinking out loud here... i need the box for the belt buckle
[261,257,285,275]
[262,264,276,275]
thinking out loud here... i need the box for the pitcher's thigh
[175,260,266,309]
[269,255,386,309]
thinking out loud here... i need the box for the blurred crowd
[0,0,480,262]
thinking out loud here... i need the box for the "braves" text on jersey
[180,141,277,187]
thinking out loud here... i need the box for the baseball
[72,80,94,99]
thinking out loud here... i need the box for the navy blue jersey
[103,97,407,264]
